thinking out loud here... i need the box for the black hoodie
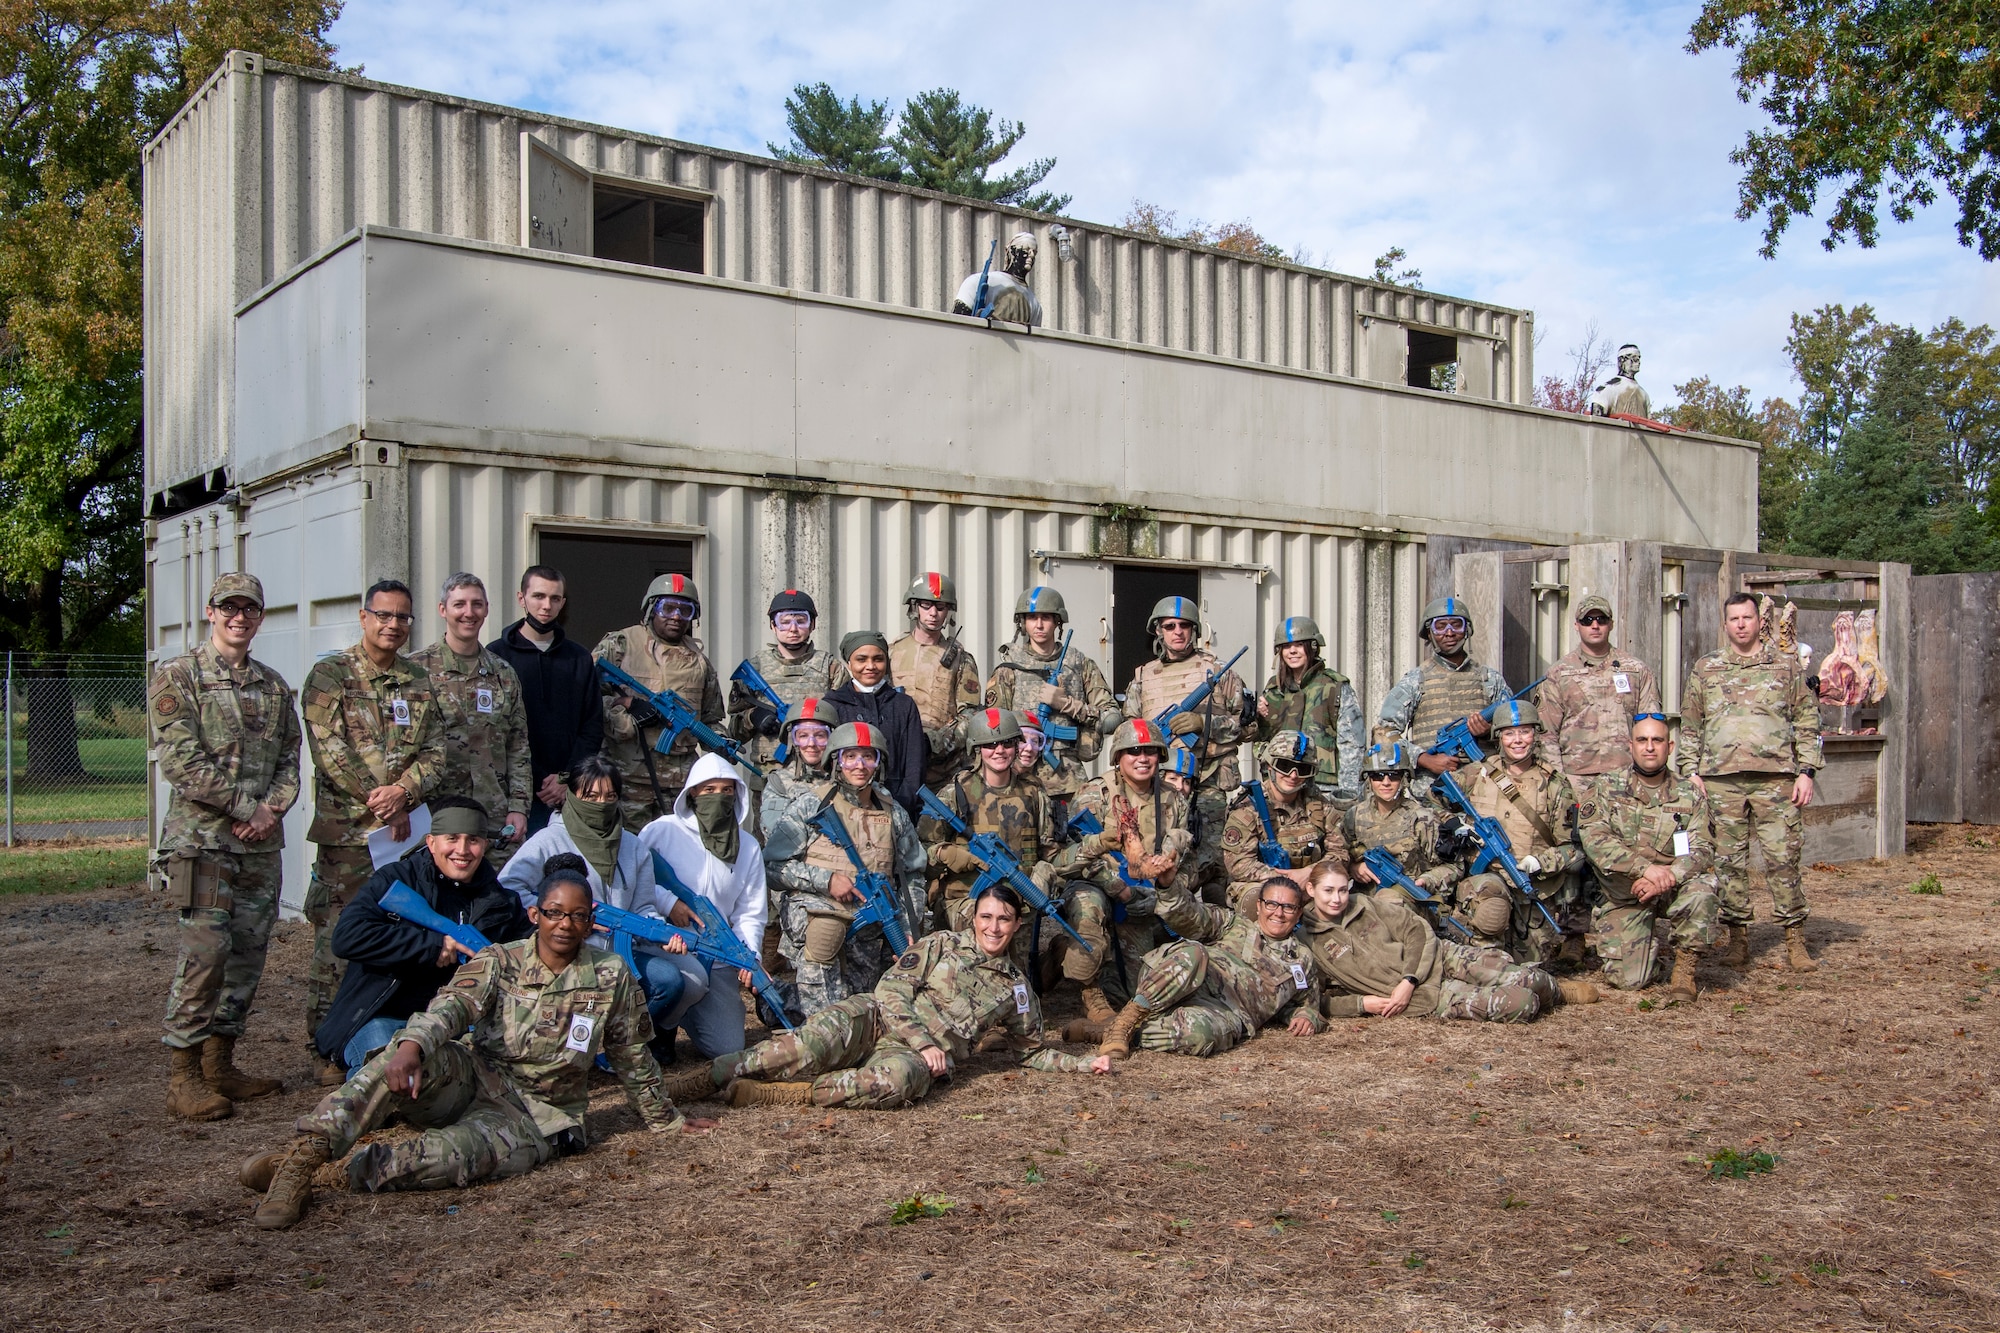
[821,681,929,818]
[489,617,605,786]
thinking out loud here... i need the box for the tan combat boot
[1785,926,1817,973]
[203,1036,282,1101]
[663,1064,724,1105]
[238,1148,285,1193]
[1096,1001,1150,1060]
[725,1079,814,1108]
[1061,1017,1106,1043]
[1555,935,1588,972]
[1556,979,1601,1005]
[166,1046,232,1122]
[252,1134,331,1230]
[311,1054,346,1087]
[1665,947,1700,1002]
[1720,924,1749,969]
[974,1028,1010,1054]
[1079,985,1117,1024]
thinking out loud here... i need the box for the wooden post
[1876,561,1910,857]
[1451,551,1505,675]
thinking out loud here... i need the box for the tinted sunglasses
[1632,712,1669,723]
[1577,612,1611,626]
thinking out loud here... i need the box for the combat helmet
[1106,717,1171,762]
[826,720,889,760]
[1013,586,1068,623]
[1359,741,1417,775]
[1165,741,1200,780]
[1485,697,1543,731]
[904,572,958,608]
[964,706,1024,747]
[779,697,834,739]
[1146,596,1201,636]
[642,572,701,618]
[1273,616,1324,649]
[1260,730,1317,770]
[1418,596,1472,641]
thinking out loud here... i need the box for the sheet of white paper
[367,802,432,869]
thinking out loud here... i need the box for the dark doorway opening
[536,532,694,652]
[1111,564,1200,698]
[1406,329,1459,390]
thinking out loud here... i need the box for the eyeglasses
[1270,760,1313,776]
[772,613,812,630]
[364,608,414,625]
[1633,713,1669,723]
[1258,898,1304,915]
[1577,613,1611,626]
[210,601,263,622]
[537,907,595,926]
[1428,617,1468,635]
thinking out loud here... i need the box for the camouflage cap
[208,571,265,609]
[1573,594,1614,622]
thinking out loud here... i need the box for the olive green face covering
[692,789,739,864]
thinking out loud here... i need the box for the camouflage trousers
[301,1039,553,1191]
[1058,884,1166,1005]
[1432,942,1559,1021]
[304,844,375,1040]
[773,889,902,1022]
[1592,875,1722,991]
[1456,870,1577,965]
[1705,773,1808,928]
[1128,939,1257,1057]
[727,994,932,1110]
[160,848,283,1048]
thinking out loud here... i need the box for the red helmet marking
[854,722,874,748]
[926,572,943,599]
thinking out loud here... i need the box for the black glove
[625,697,663,728]
[751,702,783,737]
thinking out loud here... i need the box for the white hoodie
[498,810,659,917]
[637,751,768,956]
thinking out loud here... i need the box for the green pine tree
[767,83,904,181]
[890,88,1069,214]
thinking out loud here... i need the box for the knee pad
[1470,894,1512,938]
[803,912,851,965]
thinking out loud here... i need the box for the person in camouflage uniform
[919,708,1059,940]
[1255,616,1364,802]
[984,586,1121,820]
[1298,863,1581,1022]
[302,579,446,1072]
[1676,592,1824,973]
[890,573,982,789]
[244,865,683,1229]
[665,888,1111,1109]
[1579,715,1720,1000]
[1083,878,1326,1058]
[727,589,849,770]
[1221,731,1347,911]
[1454,700,1582,963]
[772,721,929,1019]
[151,572,301,1121]
[1378,597,1512,782]
[1050,718,1193,1017]
[595,572,727,833]
[409,573,532,867]
[1122,596,1252,901]
[1536,594,1662,787]
[1345,740,1462,916]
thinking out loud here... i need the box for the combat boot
[1097,1000,1150,1060]
[974,1028,1010,1053]
[725,1079,814,1108]
[1554,935,1588,973]
[1666,947,1700,1001]
[238,1148,285,1193]
[1079,985,1117,1024]
[1556,979,1601,1005]
[252,1134,331,1230]
[311,1054,346,1087]
[166,1046,232,1122]
[1720,924,1749,969]
[1061,1017,1106,1043]
[203,1036,282,1101]
[663,1064,723,1105]
[1784,926,1817,973]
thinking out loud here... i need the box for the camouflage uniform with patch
[301,646,446,1038]
[1256,618,1364,800]
[1049,766,1193,1004]
[595,627,726,833]
[1675,642,1822,929]
[408,642,532,863]
[714,930,1093,1108]
[1537,637,1662,789]
[984,634,1119,807]
[727,643,848,769]
[1220,789,1345,912]
[1123,640,1250,900]
[151,637,301,1050]
[1122,898,1327,1056]
[1301,894,1560,1023]
[299,938,681,1191]
[1578,769,1721,990]
[1456,753,1581,963]
[1343,791,1462,914]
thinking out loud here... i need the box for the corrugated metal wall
[143,55,1532,491]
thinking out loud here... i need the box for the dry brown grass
[3,825,1997,1332]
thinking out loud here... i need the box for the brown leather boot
[1666,947,1700,1001]
[1555,934,1588,972]
[312,1054,346,1087]
[252,1134,331,1230]
[1079,985,1117,1023]
[1061,1017,1106,1043]
[203,1036,282,1101]
[974,1027,1010,1053]
[238,1148,285,1193]
[1784,926,1817,973]
[166,1046,232,1122]
[1097,1001,1149,1060]
[663,1063,724,1105]
[725,1079,814,1108]
[1720,924,1749,969]
[1556,978,1601,1005]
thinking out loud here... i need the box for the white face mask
[853,680,881,694]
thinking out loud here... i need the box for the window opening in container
[1407,329,1459,392]
[592,184,706,274]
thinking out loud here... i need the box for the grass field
[2,736,147,824]
[0,840,149,894]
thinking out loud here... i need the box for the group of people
[150,563,1824,1230]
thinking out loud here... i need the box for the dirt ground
[3,826,1996,1333]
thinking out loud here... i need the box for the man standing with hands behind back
[489,565,605,837]
[301,579,446,1081]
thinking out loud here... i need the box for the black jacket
[822,682,929,818]
[489,618,605,785]
[313,850,532,1061]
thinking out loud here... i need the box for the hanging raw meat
[1758,594,1779,650]
[1776,601,1798,656]
[1853,608,1887,705]
[1817,611,1865,711]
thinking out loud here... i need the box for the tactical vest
[1470,758,1562,856]
[803,789,895,877]
[756,644,840,702]
[617,628,712,751]
[1346,797,1433,869]
[994,638,1106,764]
[1408,656,1490,750]
[1130,651,1239,781]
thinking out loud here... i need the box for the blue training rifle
[729,660,792,766]
[917,787,1091,952]
[1150,645,1250,734]
[1027,631,1080,771]
[1242,779,1291,869]
[1429,769,1562,934]
[598,659,763,776]
[1359,847,1476,942]
[1426,675,1546,766]
[599,852,793,1029]
[972,238,998,317]
[380,881,494,954]
[806,805,915,956]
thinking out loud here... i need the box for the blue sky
[328,0,2000,406]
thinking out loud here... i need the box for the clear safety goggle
[652,596,697,619]
[1428,616,1469,635]
[789,722,832,744]
[772,612,813,630]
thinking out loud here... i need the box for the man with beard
[594,573,727,832]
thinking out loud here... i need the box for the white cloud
[329,0,2000,405]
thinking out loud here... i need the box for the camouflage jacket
[760,762,833,891]
[1123,649,1251,790]
[874,930,1092,1072]
[1343,794,1460,886]
[774,782,929,901]
[1460,756,1581,877]
[727,643,849,767]
[1577,769,1714,908]
[150,641,302,853]
[400,937,680,1141]
[1300,894,1445,1019]
[408,642,532,831]
[1675,645,1823,778]
[1156,899,1328,1033]
[1379,653,1511,750]
[302,646,446,845]
[1257,662,1364,797]
[918,771,1059,904]
[1052,773,1194,897]
[1221,786,1345,896]
[1536,647,1662,776]
[890,634,982,777]
[595,627,725,756]
[984,635,1121,772]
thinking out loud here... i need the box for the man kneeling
[244,870,683,1228]
[1299,862,1593,1022]
[669,886,1112,1110]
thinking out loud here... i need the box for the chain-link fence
[4,653,149,844]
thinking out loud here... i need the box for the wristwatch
[1799,767,1817,779]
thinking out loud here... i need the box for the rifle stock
[1359,847,1475,942]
